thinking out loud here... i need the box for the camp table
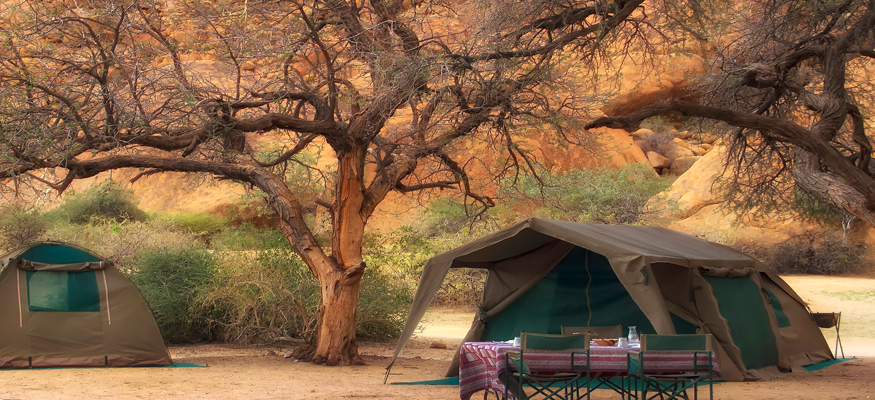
[459,341,719,400]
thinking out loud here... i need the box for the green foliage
[357,264,415,339]
[0,204,47,250]
[790,189,843,226]
[210,224,288,251]
[503,164,672,224]
[198,249,321,343]
[359,227,430,337]
[44,181,147,224]
[165,213,229,234]
[44,217,201,267]
[128,246,218,341]
[422,198,471,236]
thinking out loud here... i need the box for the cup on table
[513,337,521,347]
[618,337,628,347]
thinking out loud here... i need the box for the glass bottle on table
[627,326,639,346]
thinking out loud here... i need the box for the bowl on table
[592,338,618,346]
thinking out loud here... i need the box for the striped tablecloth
[459,341,719,400]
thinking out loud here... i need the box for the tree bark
[792,150,875,228]
[312,266,365,365]
[313,146,368,365]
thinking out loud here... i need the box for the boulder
[690,144,709,156]
[672,138,691,149]
[665,143,695,160]
[670,155,701,175]
[647,151,671,169]
[630,128,655,140]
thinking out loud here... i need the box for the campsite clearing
[0,275,873,399]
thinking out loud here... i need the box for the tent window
[764,288,792,328]
[26,270,100,312]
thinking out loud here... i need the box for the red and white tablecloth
[459,341,719,400]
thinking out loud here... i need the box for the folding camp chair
[627,334,713,400]
[503,332,592,400]
[562,325,626,397]
[561,325,623,339]
[811,312,844,358]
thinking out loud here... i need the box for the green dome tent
[0,242,171,368]
[391,218,832,381]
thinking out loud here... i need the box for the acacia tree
[0,0,649,365]
[587,0,875,228]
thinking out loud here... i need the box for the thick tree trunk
[311,146,369,365]
[312,268,365,365]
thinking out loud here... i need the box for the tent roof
[440,218,756,269]
[0,242,109,272]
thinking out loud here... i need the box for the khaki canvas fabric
[0,242,171,368]
[391,218,832,381]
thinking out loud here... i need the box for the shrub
[211,224,288,251]
[45,181,147,224]
[357,264,415,339]
[502,164,671,224]
[196,226,418,343]
[199,249,321,343]
[44,217,200,267]
[128,247,218,341]
[432,268,487,307]
[166,213,229,235]
[638,116,678,155]
[752,233,867,275]
[0,204,47,250]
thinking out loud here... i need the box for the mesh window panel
[26,270,100,312]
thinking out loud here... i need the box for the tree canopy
[587,0,875,229]
[0,0,657,365]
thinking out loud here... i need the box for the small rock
[284,352,294,358]
[675,130,694,140]
[264,350,278,357]
[429,341,448,349]
[647,151,671,169]
[672,138,691,150]
[690,145,709,156]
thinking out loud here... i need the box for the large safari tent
[0,242,171,368]
[391,218,832,381]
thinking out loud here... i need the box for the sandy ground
[2,275,875,399]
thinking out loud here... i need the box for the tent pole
[101,270,112,325]
[16,269,22,327]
